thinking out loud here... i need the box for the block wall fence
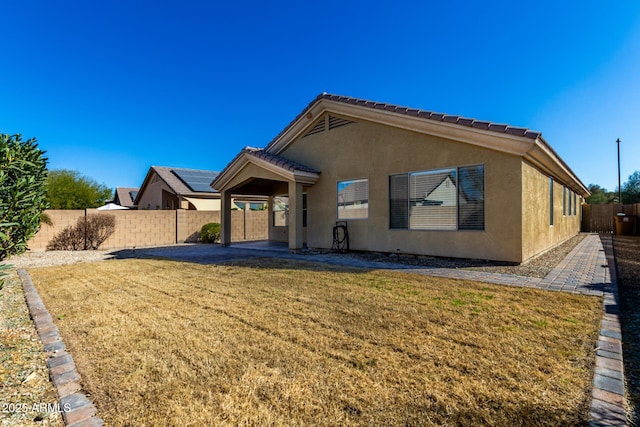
[28,209,269,252]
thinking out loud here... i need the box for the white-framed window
[337,179,369,219]
[273,195,288,226]
[390,165,484,230]
[272,194,307,226]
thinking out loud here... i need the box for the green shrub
[1,134,49,260]
[199,223,221,243]
[1,134,49,288]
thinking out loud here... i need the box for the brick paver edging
[589,235,628,426]
[18,269,104,427]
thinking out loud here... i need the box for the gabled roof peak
[317,93,541,138]
[264,93,542,152]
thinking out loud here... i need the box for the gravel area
[0,271,64,426]
[8,234,587,278]
[7,250,116,269]
[338,233,587,278]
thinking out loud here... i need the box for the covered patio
[211,147,320,253]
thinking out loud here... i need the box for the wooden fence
[581,203,639,234]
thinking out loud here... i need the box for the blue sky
[1,1,639,193]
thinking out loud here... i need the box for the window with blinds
[389,165,484,230]
[389,174,408,229]
[410,168,457,230]
[458,165,485,230]
[273,196,288,227]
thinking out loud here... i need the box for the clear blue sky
[1,1,639,193]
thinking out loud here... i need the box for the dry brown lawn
[29,257,601,426]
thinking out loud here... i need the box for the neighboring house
[113,187,139,208]
[135,166,221,210]
[212,93,589,263]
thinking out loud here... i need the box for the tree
[585,184,614,205]
[47,169,112,209]
[622,171,640,204]
[0,134,49,261]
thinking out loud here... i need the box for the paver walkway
[225,234,610,296]
[117,233,609,295]
[410,233,609,295]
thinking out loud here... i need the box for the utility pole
[617,138,622,204]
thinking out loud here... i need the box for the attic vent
[303,117,326,138]
[328,115,354,130]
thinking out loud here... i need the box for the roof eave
[266,96,588,197]
[267,97,537,157]
[211,151,320,192]
[525,138,590,197]
[133,167,157,205]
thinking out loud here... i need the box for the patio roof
[211,147,320,192]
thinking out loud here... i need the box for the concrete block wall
[27,209,268,252]
[177,210,221,243]
[29,210,86,251]
[244,210,269,241]
[91,210,176,250]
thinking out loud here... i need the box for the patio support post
[220,189,232,246]
[288,180,304,252]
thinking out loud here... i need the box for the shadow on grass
[108,245,373,275]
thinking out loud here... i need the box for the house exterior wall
[521,162,582,260]
[137,171,220,211]
[137,173,171,210]
[279,117,526,262]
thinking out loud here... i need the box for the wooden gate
[582,203,639,234]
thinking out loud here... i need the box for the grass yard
[29,258,601,426]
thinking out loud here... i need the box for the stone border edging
[589,235,628,426]
[18,269,104,427]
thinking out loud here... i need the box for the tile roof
[114,187,138,207]
[242,147,320,174]
[265,93,541,151]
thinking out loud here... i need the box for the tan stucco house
[136,166,222,210]
[212,93,589,263]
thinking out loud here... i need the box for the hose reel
[332,221,349,252]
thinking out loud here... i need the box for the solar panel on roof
[172,169,219,193]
